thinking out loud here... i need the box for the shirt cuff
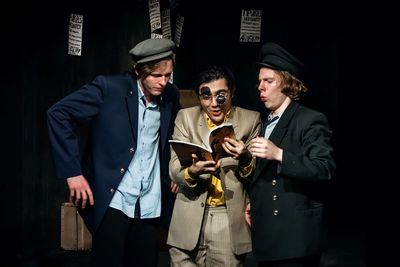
[239,160,254,177]
[184,168,196,184]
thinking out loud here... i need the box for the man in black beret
[257,42,304,80]
[244,42,336,267]
[47,37,181,267]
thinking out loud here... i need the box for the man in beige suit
[167,65,261,266]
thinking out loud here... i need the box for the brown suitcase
[60,202,92,250]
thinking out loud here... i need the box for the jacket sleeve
[47,75,107,179]
[280,112,336,181]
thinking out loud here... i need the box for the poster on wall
[68,14,83,56]
[148,0,162,36]
[175,14,184,47]
[161,9,172,40]
[151,33,163,39]
[239,9,262,43]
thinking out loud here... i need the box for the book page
[169,140,213,166]
[169,123,235,166]
[208,123,235,162]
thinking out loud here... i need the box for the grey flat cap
[129,38,175,64]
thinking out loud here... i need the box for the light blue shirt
[110,83,161,218]
[264,113,281,139]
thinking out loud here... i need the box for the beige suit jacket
[167,106,261,255]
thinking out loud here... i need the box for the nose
[159,76,169,86]
[210,95,219,106]
[257,81,264,91]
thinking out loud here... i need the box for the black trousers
[258,254,321,267]
[92,207,160,267]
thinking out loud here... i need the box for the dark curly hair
[193,65,236,96]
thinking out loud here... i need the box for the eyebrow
[199,86,211,93]
[199,88,229,95]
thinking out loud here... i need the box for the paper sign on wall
[148,0,162,33]
[240,10,262,43]
[174,14,184,47]
[68,14,83,56]
[161,9,172,40]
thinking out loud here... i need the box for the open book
[169,123,235,166]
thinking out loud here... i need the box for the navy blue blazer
[47,72,181,234]
[249,101,336,262]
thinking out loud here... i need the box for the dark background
[2,0,398,266]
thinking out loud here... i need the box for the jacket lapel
[198,111,210,148]
[252,102,299,182]
[160,94,172,150]
[125,76,138,145]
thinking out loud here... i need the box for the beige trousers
[169,206,245,267]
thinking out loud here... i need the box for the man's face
[199,78,232,125]
[140,59,174,101]
[257,67,287,111]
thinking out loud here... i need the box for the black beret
[257,42,304,79]
[129,38,175,64]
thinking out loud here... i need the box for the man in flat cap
[47,38,181,267]
[244,42,336,267]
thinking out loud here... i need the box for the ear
[230,86,236,99]
[230,90,235,99]
[132,64,141,77]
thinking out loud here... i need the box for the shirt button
[129,147,134,153]
[272,179,277,185]
[120,168,125,174]
[273,195,278,201]
[273,209,279,216]
[110,188,114,193]
[201,203,204,207]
